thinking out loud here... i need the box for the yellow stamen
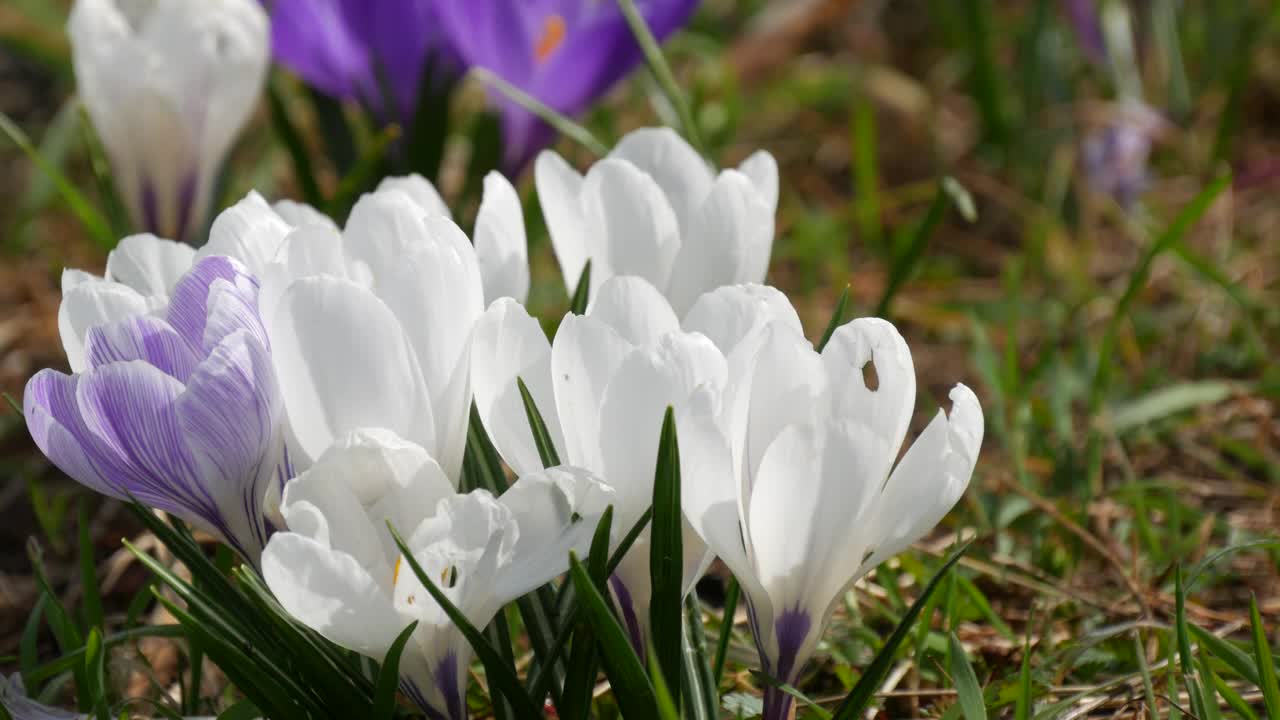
[393,556,402,585]
[535,15,566,63]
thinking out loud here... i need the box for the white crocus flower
[259,184,484,478]
[679,287,984,720]
[68,0,268,242]
[471,275,723,652]
[262,429,612,720]
[535,127,778,314]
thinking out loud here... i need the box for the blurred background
[1,0,1277,716]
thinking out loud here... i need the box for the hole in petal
[861,361,880,391]
[570,511,583,524]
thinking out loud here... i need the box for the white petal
[736,150,779,215]
[821,318,916,463]
[58,278,155,373]
[267,277,434,464]
[665,170,772,314]
[534,150,589,291]
[580,159,681,294]
[550,314,632,469]
[863,384,983,569]
[258,223,348,328]
[470,299,564,477]
[682,283,801,358]
[677,388,748,576]
[272,199,339,232]
[200,191,292,276]
[586,276,680,347]
[105,233,195,296]
[376,174,452,218]
[341,188,429,286]
[609,127,715,235]
[261,532,405,660]
[742,326,825,487]
[474,172,530,304]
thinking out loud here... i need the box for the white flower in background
[535,127,777,314]
[262,429,612,720]
[471,275,724,652]
[258,183,485,479]
[68,0,269,242]
[679,287,984,720]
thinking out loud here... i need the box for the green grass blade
[517,376,562,467]
[649,406,683,707]
[874,181,950,319]
[681,594,717,720]
[831,541,972,720]
[712,577,739,689]
[569,260,593,315]
[373,621,419,720]
[816,285,850,352]
[27,538,90,710]
[1190,624,1261,686]
[614,0,703,152]
[851,92,882,250]
[1250,594,1280,716]
[1211,668,1259,720]
[568,552,660,718]
[325,123,400,220]
[1175,565,1210,719]
[559,507,613,720]
[1015,630,1033,720]
[77,501,103,630]
[388,525,543,720]
[1196,650,1225,720]
[948,633,987,720]
[0,108,114,249]
[1133,632,1158,718]
[472,68,608,157]
[958,0,1008,145]
[84,628,110,720]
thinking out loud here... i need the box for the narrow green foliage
[948,633,987,720]
[569,552,660,719]
[326,123,401,219]
[405,59,456,180]
[816,286,850,351]
[875,180,952,318]
[851,92,882,249]
[649,406,684,710]
[1133,632,1158,718]
[1015,630,1033,720]
[1190,624,1261,686]
[0,109,114,249]
[1174,565,1210,718]
[650,652,682,720]
[958,0,1007,144]
[517,376,562,467]
[1250,594,1280,717]
[559,507,613,720]
[461,112,503,207]
[569,260,593,315]
[831,541,972,719]
[307,87,357,175]
[214,699,262,720]
[682,594,718,720]
[28,538,90,710]
[84,628,110,720]
[266,79,325,207]
[387,524,544,720]
[77,501,104,630]
[1211,669,1259,720]
[712,577,740,689]
[615,0,704,152]
[472,68,609,157]
[373,621,419,720]
[1196,651,1225,720]
[20,593,48,691]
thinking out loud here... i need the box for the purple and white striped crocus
[25,255,285,564]
[433,0,700,172]
[68,0,269,242]
[678,286,985,720]
[262,428,613,720]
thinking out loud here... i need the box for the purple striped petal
[84,315,201,382]
[167,255,260,353]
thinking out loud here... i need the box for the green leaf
[568,552,659,718]
[649,406,683,708]
[816,286,850,353]
[559,507,613,720]
[1015,631,1032,720]
[1191,625,1261,686]
[215,699,262,720]
[7,98,82,251]
[266,79,325,208]
[1210,668,1259,720]
[373,621,419,720]
[1106,380,1243,434]
[615,0,703,152]
[84,628,110,720]
[948,633,987,720]
[0,109,114,249]
[387,524,543,720]
[1175,566,1210,719]
[27,538,90,711]
[471,68,608,157]
[78,501,104,630]
[460,112,503,208]
[20,592,48,692]
[23,626,185,686]
[681,594,717,720]
[569,260,593,315]
[1197,650,1225,720]
[326,123,400,220]
[404,57,457,181]
[831,540,972,719]
[517,376,562,467]
[1251,594,1280,717]
[712,577,740,689]
[874,179,953,318]
[649,651,682,720]
[307,87,357,176]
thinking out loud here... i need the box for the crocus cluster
[24,126,982,720]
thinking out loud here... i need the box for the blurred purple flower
[434,0,700,172]
[1064,0,1106,65]
[1082,103,1165,208]
[24,255,285,564]
[267,0,458,124]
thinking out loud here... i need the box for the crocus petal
[549,314,631,470]
[534,150,589,289]
[58,278,154,373]
[681,283,802,358]
[200,192,293,275]
[166,255,261,354]
[821,318,916,465]
[376,174,452,218]
[587,276,680,347]
[665,170,772,315]
[581,159,681,295]
[470,298,563,477]
[272,199,340,232]
[736,150,780,216]
[105,233,196,296]
[84,315,200,382]
[474,171,530,305]
[24,370,122,502]
[608,126,715,235]
[268,276,434,465]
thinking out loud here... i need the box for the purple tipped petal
[84,315,201,382]
[25,370,120,499]
[167,256,259,353]
[433,651,465,720]
[760,607,812,720]
[609,575,647,657]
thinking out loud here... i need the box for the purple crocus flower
[267,0,458,125]
[434,0,700,171]
[24,255,285,564]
